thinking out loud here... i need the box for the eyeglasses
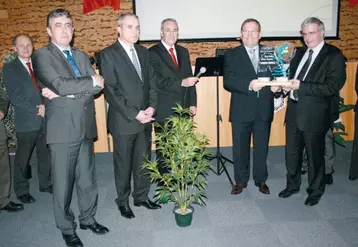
[242,30,259,35]
[300,30,320,38]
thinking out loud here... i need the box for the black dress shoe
[349,176,357,181]
[118,205,135,219]
[62,233,83,247]
[40,185,53,194]
[80,221,109,235]
[134,200,161,210]
[17,194,36,204]
[257,183,270,194]
[278,188,299,198]
[0,201,24,212]
[325,174,333,185]
[304,196,320,206]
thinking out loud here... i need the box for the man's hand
[144,107,155,118]
[290,79,300,90]
[136,110,155,124]
[37,104,45,117]
[190,106,197,116]
[42,88,60,99]
[0,112,4,121]
[93,75,104,88]
[182,77,199,87]
[249,80,263,92]
[270,86,281,93]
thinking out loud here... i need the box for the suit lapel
[157,42,180,74]
[48,42,76,77]
[239,45,256,76]
[304,44,328,81]
[114,42,142,83]
[290,47,306,79]
[13,58,38,94]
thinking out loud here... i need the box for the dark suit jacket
[224,45,274,123]
[32,42,101,144]
[3,58,43,132]
[355,65,358,112]
[149,42,196,122]
[0,87,9,141]
[100,41,158,135]
[286,43,346,132]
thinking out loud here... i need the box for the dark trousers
[154,122,169,175]
[302,127,335,174]
[0,122,11,209]
[14,126,51,196]
[112,129,151,207]
[350,111,358,177]
[231,120,271,185]
[49,139,97,235]
[285,103,327,198]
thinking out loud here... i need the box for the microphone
[195,67,207,78]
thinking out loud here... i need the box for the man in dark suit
[149,18,198,175]
[0,86,24,213]
[224,18,279,195]
[278,17,346,206]
[32,9,109,247]
[100,13,161,220]
[349,66,358,180]
[3,34,51,205]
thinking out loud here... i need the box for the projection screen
[133,0,340,42]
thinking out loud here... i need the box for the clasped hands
[249,79,300,93]
[136,107,155,124]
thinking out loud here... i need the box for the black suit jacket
[33,42,101,144]
[224,45,274,123]
[0,86,9,141]
[149,42,196,122]
[100,41,158,135]
[286,43,346,132]
[3,58,43,132]
[355,65,358,112]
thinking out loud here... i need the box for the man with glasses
[224,18,279,196]
[278,17,346,206]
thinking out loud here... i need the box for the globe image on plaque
[273,43,296,78]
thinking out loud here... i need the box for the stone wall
[0,0,357,67]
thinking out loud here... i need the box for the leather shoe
[325,174,333,185]
[80,221,109,235]
[258,183,270,194]
[304,196,320,206]
[118,205,135,219]
[231,184,247,195]
[349,176,357,181]
[17,194,36,204]
[0,201,24,212]
[40,185,53,194]
[134,200,161,210]
[62,233,83,247]
[278,188,299,198]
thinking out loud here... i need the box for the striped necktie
[130,47,142,81]
[249,48,257,73]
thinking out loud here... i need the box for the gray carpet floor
[1,144,357,247]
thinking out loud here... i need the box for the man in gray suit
[32,9,108,247]
[100,13,161,220]
[3,34,51,205]
[0,86,24,213]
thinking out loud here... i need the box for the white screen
[134,0,339,41]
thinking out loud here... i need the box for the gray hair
[47,9,72,28]
[118,13,139,26]
[160,18,179,30]
[301,17,325,33]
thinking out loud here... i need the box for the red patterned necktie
[26,62,39,91]
[169,47,179,68]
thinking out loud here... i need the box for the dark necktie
[293,49,313,100]
[169,47,179,68]
[63,50,81,77]
[26,62,39,91]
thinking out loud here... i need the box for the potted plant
[333,96,355,147]
[142,105,211,227]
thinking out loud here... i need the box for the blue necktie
[63,50,81,77]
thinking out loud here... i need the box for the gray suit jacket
[100,41,157,135]
[32,42,101,144]
[3,58,43,132]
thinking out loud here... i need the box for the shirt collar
[51,41,71,55]
[161,40,175,52]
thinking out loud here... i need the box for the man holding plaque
[224,18,279,195]
[278,17,346,206]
